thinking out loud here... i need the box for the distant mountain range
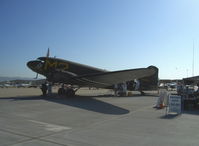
[0,76,38,82]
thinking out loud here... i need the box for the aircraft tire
[140,91,145,95]
[66,89,75,97]
[58,88,65,96]
[118,92,125,96]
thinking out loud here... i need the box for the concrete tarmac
[0,88,199,146]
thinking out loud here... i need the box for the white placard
[168,95,181,114]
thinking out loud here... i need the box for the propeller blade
[46,48,50,57]
[34,73,38,79]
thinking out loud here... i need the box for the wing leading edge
[73,66,158,88]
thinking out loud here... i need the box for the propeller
[47,47,50,57]
[34,73,38,79]
[32,48,50,80]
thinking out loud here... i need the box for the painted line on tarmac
[29,120,72,132]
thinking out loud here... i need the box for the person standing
[114,84,118,96]
[48,83,52,95]
[41,82,47,96]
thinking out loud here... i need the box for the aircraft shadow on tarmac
[0,95,129,115]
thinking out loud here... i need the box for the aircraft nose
[27,61,35,69]
[27,60,42,70]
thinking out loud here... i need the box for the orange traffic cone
[159,103,164,109]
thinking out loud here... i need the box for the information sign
[168,95,181,114]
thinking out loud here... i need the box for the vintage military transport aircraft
[27,56,158,96]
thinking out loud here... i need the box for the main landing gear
[140,90,145,96]
[58,84,78,97]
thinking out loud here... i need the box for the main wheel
[66,88,75,97]
[58,88,65,96]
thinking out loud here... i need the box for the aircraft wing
[183,76,199,85]
[183,76,199,81]
[75,66,157,87]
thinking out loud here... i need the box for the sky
[0,0,199,79]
